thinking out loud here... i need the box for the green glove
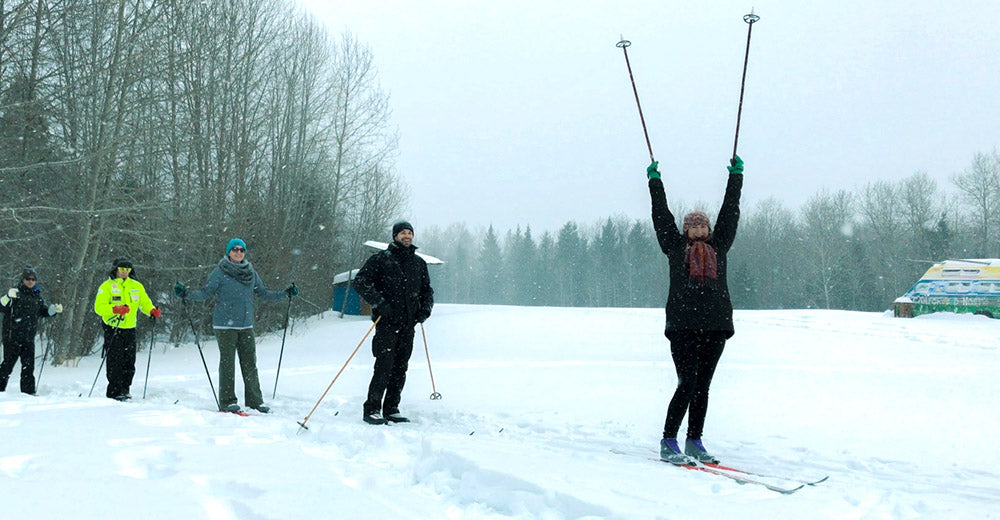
[285,283,298,298]
[646,161,661,180]
[727,155,744,175]
[173,282,187,298]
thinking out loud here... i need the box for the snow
[2,305,999,519]
[333,269,360,284]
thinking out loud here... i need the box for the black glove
[415,309,430,323]
[285,283,298,298]
[174,282,187,298]
[375,302,394,321]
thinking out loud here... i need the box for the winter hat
[109,257,136,279]
[20,266,37,281]
[392,221,414,239]
[226,238,247,255]
[682,211,712,236]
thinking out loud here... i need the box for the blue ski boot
[684,438,720,464]
[660,438,694,466]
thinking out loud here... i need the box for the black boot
[363,411,388,425]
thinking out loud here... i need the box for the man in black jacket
[352,221,434,425]
[0,267,63,394]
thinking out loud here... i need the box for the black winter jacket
[1,283,52,344]
[353,242,434,327]
[649,174,743,339]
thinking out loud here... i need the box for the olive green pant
[215,328,264,408]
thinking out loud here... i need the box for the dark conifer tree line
[420,158,1000,312]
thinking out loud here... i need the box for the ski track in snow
[1,305,999,519]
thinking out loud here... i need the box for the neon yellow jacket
[93,276,155,329]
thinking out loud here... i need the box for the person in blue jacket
[174,238,297,413]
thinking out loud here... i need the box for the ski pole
[142,315,156,399]
[182,296,221,411]
[616,36,655,162]
[36,339,52,392]
[272,286,294,399]
[88,316,122,398]
[420,323,441,400]
[297,316,381,431]
[732,10,760,160]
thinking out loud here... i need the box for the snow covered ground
[2,304,998,519]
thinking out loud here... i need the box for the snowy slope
[2,305,998,519]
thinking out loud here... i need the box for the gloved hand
[646,160,661,180]
[112,305,130,316]
[173,282,187,298]
[285,284,298,298]
[49,303,64,315]
[727,154,744,175]
[415,310,430,323]
[375,302,394,321]
[7,288,17,299]
[150,308,162,319]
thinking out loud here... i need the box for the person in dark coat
[174,238,297,414]
[352,220,434,425]
[0,267,63,394]
[647,155,744,465]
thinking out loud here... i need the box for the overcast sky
[296,0,1000,235]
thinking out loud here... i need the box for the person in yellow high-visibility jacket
[93,258,161,400]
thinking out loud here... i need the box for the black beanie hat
[21,266,37,281]
[109,257,137,279]
[392,220,414,238]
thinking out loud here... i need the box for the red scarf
[686,240,718,285]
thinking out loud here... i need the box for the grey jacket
[186,258,286,329]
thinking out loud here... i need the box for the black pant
[103,323,137,398]
[663,331,726,439]
[0,339,35,394]
[364,323,415,415]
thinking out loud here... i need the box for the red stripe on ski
[703,462,829,486]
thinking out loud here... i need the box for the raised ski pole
[732,10,760,160]
[616,36,655,162]
[182,295,221,411]
[297,316,381,431]
[142,315,157,399]
[88,316,122,398]
[272,285,295,399]
[420,323,441,400]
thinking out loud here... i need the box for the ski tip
[777,484,806,495]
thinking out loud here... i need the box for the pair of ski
[677,459,826,494]
[612,448,828,494]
